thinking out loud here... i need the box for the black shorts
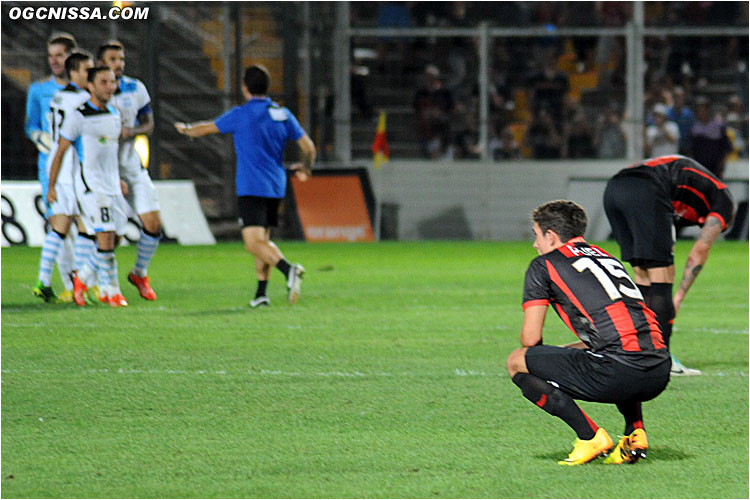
[237,195,281,228]
[603,174,675,268]
[525,345,671,403]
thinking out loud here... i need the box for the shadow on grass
[535,446,692,462]
[1,303,73,313]
[180,306,263,316]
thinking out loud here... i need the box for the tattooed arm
[673,215,723,315]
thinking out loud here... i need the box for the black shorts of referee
[238,195,281,228]
[603,173,675,268]
[525,345,671,403]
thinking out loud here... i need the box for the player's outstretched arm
[520,304,547,348]
[673,214,723,314]
[174,121,219,138]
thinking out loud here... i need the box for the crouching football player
[506,200,671,465]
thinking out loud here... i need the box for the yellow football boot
[558,428,613,466]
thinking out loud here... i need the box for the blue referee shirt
[215,97,305,199]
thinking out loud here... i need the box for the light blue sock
[132,230,160,277]
[37,231,64,286]
[74,234,97,272]
[96,250,116,295]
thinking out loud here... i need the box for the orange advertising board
[291,173,374,242]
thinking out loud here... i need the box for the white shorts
[49,183,80,217]
[79,191,129,235]
[123,169,160,215]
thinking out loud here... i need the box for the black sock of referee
[512,373,598,440]
[276,259,291,279]
[648,282,674,348]
[255,280,268,299]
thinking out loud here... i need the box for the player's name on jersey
[565,245,609,258]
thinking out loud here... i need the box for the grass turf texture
[2,240,748,498]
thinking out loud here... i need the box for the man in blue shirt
[666,86,695,156]
[25,32,77,302]
[175,65,316,307]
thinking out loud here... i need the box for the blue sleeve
[215,106,241,134]
[284,109,305,142]
[24,83,42,139]
[137,103,152,116]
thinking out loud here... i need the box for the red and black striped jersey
[615,155,735,230]
[523,237,668,368]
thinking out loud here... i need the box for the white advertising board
[1,180,215,246]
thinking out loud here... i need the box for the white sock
[57,234,75,291]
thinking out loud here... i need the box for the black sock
[512,373,597,440]
[255,280,268,298]
[276,259,291,278]
[616,401,644,436]
[637,284,652,305]
[649,283,674,348]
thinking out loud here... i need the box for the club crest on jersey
[268,106,288,121]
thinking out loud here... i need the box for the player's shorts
[78,191,129,235]
[48,183,80,217]
[122,169,160,215]
[525,345,671,403]
[603,173,675,268]
[238,195,281,228]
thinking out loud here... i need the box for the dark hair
[47,32,77,52]
[96,40,124,62]
[243,65,270,95]
[532,200,587,242]
[65,50,93,79]
[87,66,113,83]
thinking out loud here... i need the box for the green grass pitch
[2,240,748,498]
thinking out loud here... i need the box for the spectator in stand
[526,52,570,131]
[563,103,595,158]
[375,1,412,74]
[724,111,746,161]
[524,106,563,159]
[690,96,733,178]
[489,124,521,160]
[645,103,680,158]
[667,86,695,155]
[452,109,481,160]
[414,64,455,159]
[593,105,627,159]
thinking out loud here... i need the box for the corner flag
[372,111,389,169]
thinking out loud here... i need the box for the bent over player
[174,64,316,307]
[603,155,736,375]
[506,200,670,466]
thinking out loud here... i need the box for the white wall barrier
[363,159,749,241]
[1,180,215,247]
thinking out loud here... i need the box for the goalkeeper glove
[30,130,52,155]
